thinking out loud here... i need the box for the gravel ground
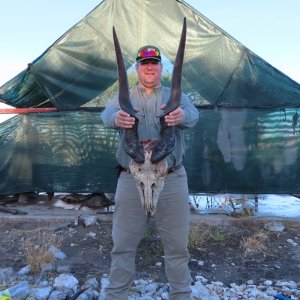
[0,196,300,299]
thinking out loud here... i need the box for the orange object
[0,107,58,114]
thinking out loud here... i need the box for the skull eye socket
[140,182,145,188]
[151,183,156,189]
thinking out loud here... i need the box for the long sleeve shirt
[101,84,199,169]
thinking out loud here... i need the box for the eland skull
[129,139,168,216]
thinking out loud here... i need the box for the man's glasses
[137,49,160,59]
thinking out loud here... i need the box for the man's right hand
[115,110,136,128]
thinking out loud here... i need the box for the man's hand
[115,110,136,128]
[161,105,184,126]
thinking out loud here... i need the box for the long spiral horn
[112,27,144,163]
[151,17,187,163]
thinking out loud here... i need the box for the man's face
[136,59,163,89]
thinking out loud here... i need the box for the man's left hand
[161,106,184,126]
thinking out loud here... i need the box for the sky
[0,0,300,120]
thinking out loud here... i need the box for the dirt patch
[0,201,300,286]
[188,219,300,285]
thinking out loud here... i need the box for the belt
[119,163,183,175]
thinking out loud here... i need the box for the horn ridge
[151,18,187,163]
[113,26,145,163]
[124,123,145,164]
[150,119,175,164]
[112,26,135,117]
[163,17,187,116]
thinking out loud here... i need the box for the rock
[86,231,97,238]
[77,289,97,300]
[47,245,67,260]
[99,276,109,300]
[144,282,158,295]
[275,280,298,289]
[79,215,98,227]
[17,265,31,276]
[287,239,298,246]
[264,221,285,232]
[191,281,211,299]
[198,260,205,266]
[38,280,50,287]
[83,278,99,290]
[264,280,273,286]
[195,275,208,284]
[30,286,52,300]
[53,273,79,294]
[48,290,66,300]
[1,267,300,299]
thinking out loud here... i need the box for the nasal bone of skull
[129,158,168,216]
[141,176,165,216]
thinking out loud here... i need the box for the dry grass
[286,221,300,234]
[188,223,211,249]
[240,231,271,256]
[22,228,61,273]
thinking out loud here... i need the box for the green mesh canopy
[1,0,300,195]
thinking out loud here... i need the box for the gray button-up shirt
[101,84,199,168]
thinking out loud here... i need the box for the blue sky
[0,0,299,87]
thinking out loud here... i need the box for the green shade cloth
[0,0,300,195]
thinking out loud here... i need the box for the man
[101,45,199,299]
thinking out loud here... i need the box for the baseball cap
[136,45,161,63]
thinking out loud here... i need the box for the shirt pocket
[135,111,145,122]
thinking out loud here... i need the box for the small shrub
[240,231,270,255]
[210,229,227,244]
[22,228,61,273]
[138,223,164,259]
[188,223,211,249]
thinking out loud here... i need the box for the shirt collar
[137,83,162,95]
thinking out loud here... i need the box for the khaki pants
[106,167,192,300]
